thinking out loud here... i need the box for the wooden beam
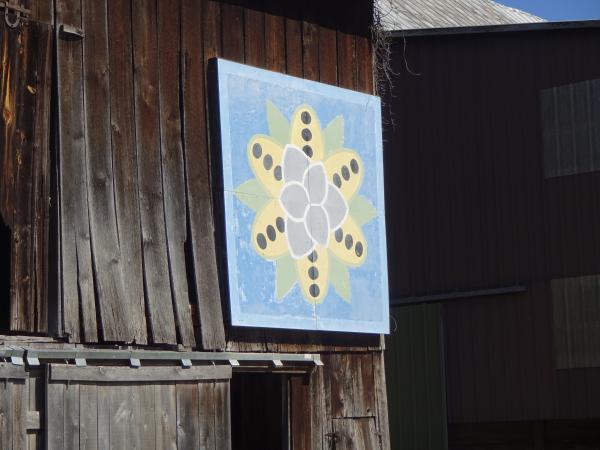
[48,364,232,382]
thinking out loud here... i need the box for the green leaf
[330,255,351,302]
[266,100,290,145]
[234,179,270,212]
[275,254,297,300]
[350,195,378,226]
[323,116,344,155]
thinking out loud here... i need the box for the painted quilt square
[216,59,389,333]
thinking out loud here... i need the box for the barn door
[45,364,232,450]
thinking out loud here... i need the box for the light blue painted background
[217,59,389,333]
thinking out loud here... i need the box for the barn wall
[384,25,600,427]
[49,0,378,352]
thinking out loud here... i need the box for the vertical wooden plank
[336,30,356,90]
[131,0,177,344]
[137,384,156,450]
[0,378,9,449]
[264,0,285,73]
[156,0,195,347]
[220,1,244,61]
[109,384,132,450]
[107,0,148,344]
[56,0,96,342]
[11,380,26,450]
[79,384,98,450]
[181,0,226,350]
[155,383,177,450]
[198,381,216,450]
[355,36,373,94]
[284,3,303,77]
[29,1,51,23]
[373,352,391,450]
[244,6,265,67]
[10,20,36,332]
[97,384,110,450]
[318,25,337,85]
[291,375,312,450]
[32,22,52,334]
[82,0,133,343]
[302,20,319,81]
[319,355,334,450]
[0,23,17,232]
[27,373,40,450]
[177,383,200,449]
[63,383,80,450]
[214,380,231,450]
[45,381,64,450]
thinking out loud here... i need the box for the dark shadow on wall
[0,217,10,330]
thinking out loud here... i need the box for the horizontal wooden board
[49,364,232,382]
[0,363,27,379]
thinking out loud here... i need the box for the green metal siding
[385,303,448,450]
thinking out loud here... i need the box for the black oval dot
[276,217,285,233]
[309,284,320,298]
[301,128,312,141]
[335,228,343,243]
[345,234,353,250]
[274,165,282,180]
[308,266,319,280]
[355,241,363,257]
[252,143,262,159]
[266,225,276,241]
[302,145,313,158]
[350,158,359,174]
[257,233,267,249]
[263,154,273,170]
[308,250,318,262]
[301,111,311,124]
[333,174,342,188]
[341,165,350,181]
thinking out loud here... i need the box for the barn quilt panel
[216,59,389,333]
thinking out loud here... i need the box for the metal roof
[378,0,545,31]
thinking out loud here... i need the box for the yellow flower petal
[296,246,329,304]
[324,150,363,201]
[329,216,367,267]
[251,200,288,260]
[290,105,324,162]
[247,135,284,196]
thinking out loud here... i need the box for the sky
[497,0,600,21]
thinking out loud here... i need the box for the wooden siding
[48,0,378,350]
[46,364,231,450]
[385,25,600,427]
[386,304,447,450]
[0,2,52,333]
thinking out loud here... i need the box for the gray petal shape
[306,205,330,247]
[323,184,348,230]
[279,181,309,220]
[303,163,328,205]
[286,218,314,259]
[282,144,310,183]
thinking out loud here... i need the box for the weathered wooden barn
[0,0,390,448]
[384,17,600,450]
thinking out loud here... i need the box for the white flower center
[278,145,348,259]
